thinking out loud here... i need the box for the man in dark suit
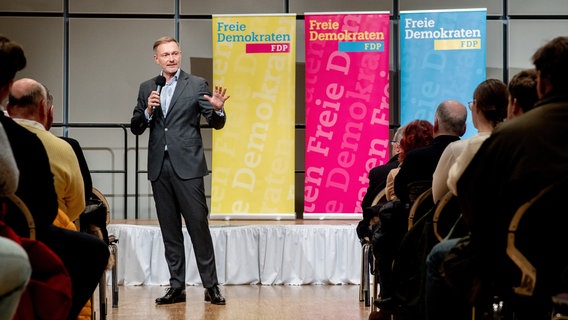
[131,36,229,305]
[393,100,467,204]
[357,125,404,242]
[361,125,405,210]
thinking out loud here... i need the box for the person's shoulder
[370,158,399,175]
[405,143,432,159]
[139,77,156,90]
[443,139,467,156]
[60,136,79,147]
[183,71,206,83]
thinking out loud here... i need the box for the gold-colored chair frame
[506,184,554,297]
[432,192,460,242]
[3,194,36,240]
[407,188,432,231]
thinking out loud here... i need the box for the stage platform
[107,219,362,287]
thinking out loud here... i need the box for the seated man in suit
[393,100,467,204]
[357,125,405,243]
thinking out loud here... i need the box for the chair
[360,189,387,307]
[81,187,119,320]
[4,194,36,240]
[481,178,568,319]
[552,293,568,320]
[431,192,465,242]
[1,194,73,319]
[407,187,433,231]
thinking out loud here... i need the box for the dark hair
[0,35,27,87]
[508,69,539,113]
[473,79,508,127]
[398,119,434,162]
[532,36,568,91]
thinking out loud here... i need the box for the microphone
[152,75,166,114]
[155,75,166,94]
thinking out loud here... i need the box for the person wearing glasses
[357,125,405,243]
[131,36,229,306]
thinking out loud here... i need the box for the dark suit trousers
[41,225,110,320]
[151,154,218,289]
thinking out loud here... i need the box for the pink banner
[304,12,391,218]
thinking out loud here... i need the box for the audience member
[506,68,539,119]
[425,36,568,320]
[7,78,85,221]
[371,119,433,312]
[373,101,466,312]
[385,120,434,201]
[393,100,467,204]
[0,124,32,319]
[362,125,405,209]
[0,122,18,196]
[357,125,405,243]
[433,79,508,202]
[0,35,31,320]
[3,76,109,320]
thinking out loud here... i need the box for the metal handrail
[52,123,129,219]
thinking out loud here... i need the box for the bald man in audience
[7,78,85,221]
[393,100,467,204]
[5,77,109,320]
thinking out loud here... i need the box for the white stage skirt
[107,224,362,286]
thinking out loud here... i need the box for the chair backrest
[432,192,463,242]
[79,187,110,245]
[4,194,36,240]
[407,187,433,231]
[91,187,110,225]
[507,178,568,298]
[371,189,387,207]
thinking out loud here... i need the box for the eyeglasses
[159,51,181,59]
[390,140,400,145]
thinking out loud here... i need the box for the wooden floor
[97,218,370,319]
[95,284,373,320]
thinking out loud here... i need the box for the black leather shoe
[155,287,186,305]
[204,285,226,305]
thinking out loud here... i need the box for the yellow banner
[211,14,296,218]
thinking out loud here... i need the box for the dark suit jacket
[130,70,226,181]
[60,136,93,201]
[394,135,459,203]
[0,113,58,238]
[361,155,399,210]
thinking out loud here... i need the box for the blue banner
[400,8,486,138]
